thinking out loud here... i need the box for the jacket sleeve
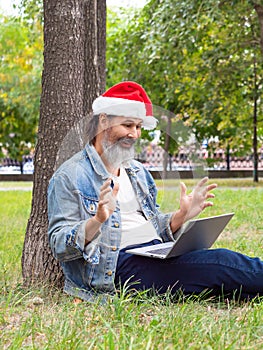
[47,174,87,262]
[152,194,175,242]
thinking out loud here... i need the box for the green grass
[1,180,263,349]
[155,177,263,188]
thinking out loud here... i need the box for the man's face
[104,116,142,145]
[101,116,143,169]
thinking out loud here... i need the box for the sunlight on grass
[0,191,31,288]
[1,181,263,349]
[155,177,263,188]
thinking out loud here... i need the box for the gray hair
[87,114,100,145]
[87,114,116,145]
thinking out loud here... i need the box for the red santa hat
[92,81,158,130]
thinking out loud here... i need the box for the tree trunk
[162,115,171,179]
[226,144,230,171]
[252,3,262,182]
[253,56,258,183]
[254,4,263,56]
[253,98,258,182]
[22,0,106,287]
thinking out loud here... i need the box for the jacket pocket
[79,193,99,216]
[141,198,155,220]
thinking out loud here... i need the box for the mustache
[116,137,136,146]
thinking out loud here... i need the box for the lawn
[1,179,263,349]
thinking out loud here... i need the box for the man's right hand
[94,178,119,223]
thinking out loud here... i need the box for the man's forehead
[109,116,143,125]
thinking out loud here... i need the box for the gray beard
[101,138,135,169]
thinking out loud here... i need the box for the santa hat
[92,81,158,130]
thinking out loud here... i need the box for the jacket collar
[84,143,109,179]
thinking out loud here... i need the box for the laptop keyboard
[146,247,170,255]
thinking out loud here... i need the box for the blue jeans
[115,240,263,300]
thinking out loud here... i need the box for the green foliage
[106,0,263,157]
[0,13,43,160]
[2,0,263,165]
[19,0,43,25]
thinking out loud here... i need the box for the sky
[0,0,20,15]
[0,0,146,15]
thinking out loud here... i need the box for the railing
[1,170,263,182]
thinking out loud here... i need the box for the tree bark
[22,0,106,287]
[254,4,263,56]
[252,3,262,182]
[253,56,258,182]
[162,116,171,180]
[226,144,230,171]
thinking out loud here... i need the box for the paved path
[0,186,32,191]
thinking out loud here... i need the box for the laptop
[125,213,234,259]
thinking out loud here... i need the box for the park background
[1,0,263,349]
[1,0,263,179]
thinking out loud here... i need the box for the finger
[100,179,112,191]
[196,177,209,188]
[98,198,110,207]
[112,181,119,197]
[203,201,214,208]
[197,183,217,196]
[206,193,215,199]
[180,182,187,195]
[99,187,111,199]
[207,183,217,191]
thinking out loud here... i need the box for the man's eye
[123,123,142,129]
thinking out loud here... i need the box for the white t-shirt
[116,167,160,249]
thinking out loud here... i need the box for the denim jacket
[47,144,175,301]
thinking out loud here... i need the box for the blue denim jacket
[47,144,175,301]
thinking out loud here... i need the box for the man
[48,81,263,302]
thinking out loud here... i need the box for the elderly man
[48,81,263,302]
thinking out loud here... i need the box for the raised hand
[94,178,119,223]
[179,177,217,222]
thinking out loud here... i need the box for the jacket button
[114,222,119,228]
[107,270,113,276]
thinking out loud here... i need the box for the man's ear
[99,113,109,130]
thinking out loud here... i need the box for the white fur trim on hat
[92,96,158,130]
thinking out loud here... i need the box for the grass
[155,177,263,188]
[1,179,263,349]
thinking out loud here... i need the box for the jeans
[115,240,263,300]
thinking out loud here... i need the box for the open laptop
[125,213,234,259]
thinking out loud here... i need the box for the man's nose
[127,128,140,139]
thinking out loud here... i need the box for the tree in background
[22,0,106,286]
[107,0,263,180]
[0,14,42,171]
[2,0,263,179]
